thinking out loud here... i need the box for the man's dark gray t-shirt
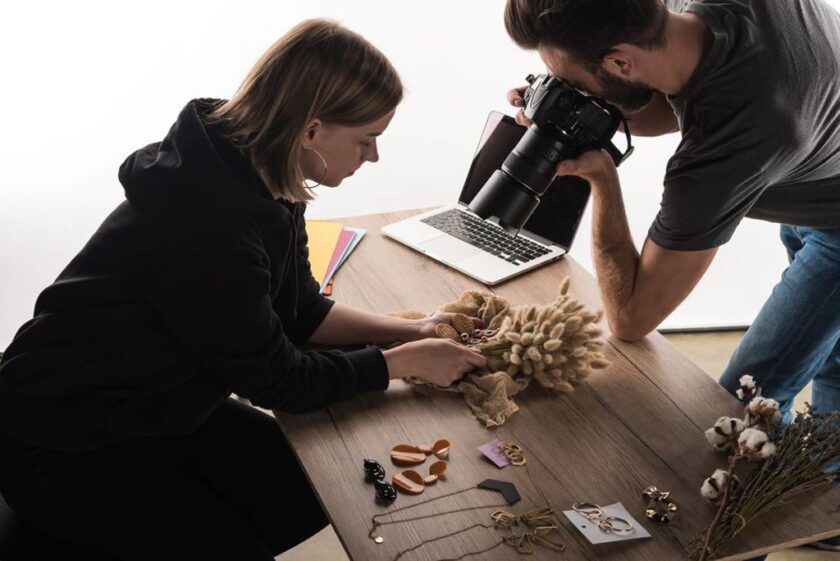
[650,0,840,251]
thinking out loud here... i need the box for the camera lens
[469,124,572,232]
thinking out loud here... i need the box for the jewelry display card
[562,502,651,544]
[477,439,510,468]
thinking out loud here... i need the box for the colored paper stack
[304,220,366,296]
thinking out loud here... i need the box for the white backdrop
[1,0,827,346]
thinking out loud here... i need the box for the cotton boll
[704,416,744,451]
[701,469,727,501]
[700,469,739,502]
[701,478,720,501]
[739,428,768,449]
[705,427,729,447]
[736,374,757,401]
[738,427,774,461]
[747,397,782,426]
[714,416,746,436]
[757,441,777,459]
[747,397,768,415]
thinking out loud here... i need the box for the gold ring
[509,454,527,467]
[499,442,527,466]
[499,442,522,452]
[571,502,603,521]
[598,516,634,535]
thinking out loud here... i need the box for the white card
[562,502,651,544]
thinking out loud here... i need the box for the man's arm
[557,150,717,341]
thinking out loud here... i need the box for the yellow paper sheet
[304,220,344,285]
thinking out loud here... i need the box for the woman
[0,19,485,560]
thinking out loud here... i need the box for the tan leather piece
[432,439,451,459]
[429,460,448,476]
[390,451,427,466]
[392,470,425,494]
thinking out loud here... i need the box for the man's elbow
[607,313,654,342]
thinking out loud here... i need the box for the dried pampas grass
[395,277,610,427]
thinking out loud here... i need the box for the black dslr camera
[469,73,634,232]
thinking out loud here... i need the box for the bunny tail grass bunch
[408,277,610,427]
[688,374,840,561]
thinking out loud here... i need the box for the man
[503,0,840,551]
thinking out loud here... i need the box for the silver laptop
[381,111,590,285]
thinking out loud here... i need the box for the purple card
[478,439,509,468]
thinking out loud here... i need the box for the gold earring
[303,146,328,188]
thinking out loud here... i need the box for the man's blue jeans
[718,225,840,561]
[720,225,840,421]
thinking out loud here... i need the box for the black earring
[363,459,396,503]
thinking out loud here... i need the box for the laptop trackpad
[419,235,480,262]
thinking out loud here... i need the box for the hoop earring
[303,146,328,188]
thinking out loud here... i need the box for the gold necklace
[368,485,565,561]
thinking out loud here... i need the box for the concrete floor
[277,331,834,561]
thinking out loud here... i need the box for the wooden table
[275,209,840,561]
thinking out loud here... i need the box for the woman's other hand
[412,311,478,340]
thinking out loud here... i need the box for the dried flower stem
[698,455,742,561]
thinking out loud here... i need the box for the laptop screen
[458,111,590,249]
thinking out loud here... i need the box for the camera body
[469,74,634,233]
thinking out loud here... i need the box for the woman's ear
[302,118,323,147]
[601,46,636,78]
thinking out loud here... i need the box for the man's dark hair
[504,0,669,66]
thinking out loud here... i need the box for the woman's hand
[382,339,487,387]
[410,312,479,341]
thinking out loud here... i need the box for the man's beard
[594,69,655,112]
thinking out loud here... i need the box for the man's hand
[507,85,532,127]
[555,149,618,186]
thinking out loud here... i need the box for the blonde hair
[207,19,403,203]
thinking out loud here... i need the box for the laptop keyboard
[421,209,552,266]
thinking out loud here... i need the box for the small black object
[364,459,394,503]
[374,481,397,504]
[363,458,386,482]
[478,478,521,505]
